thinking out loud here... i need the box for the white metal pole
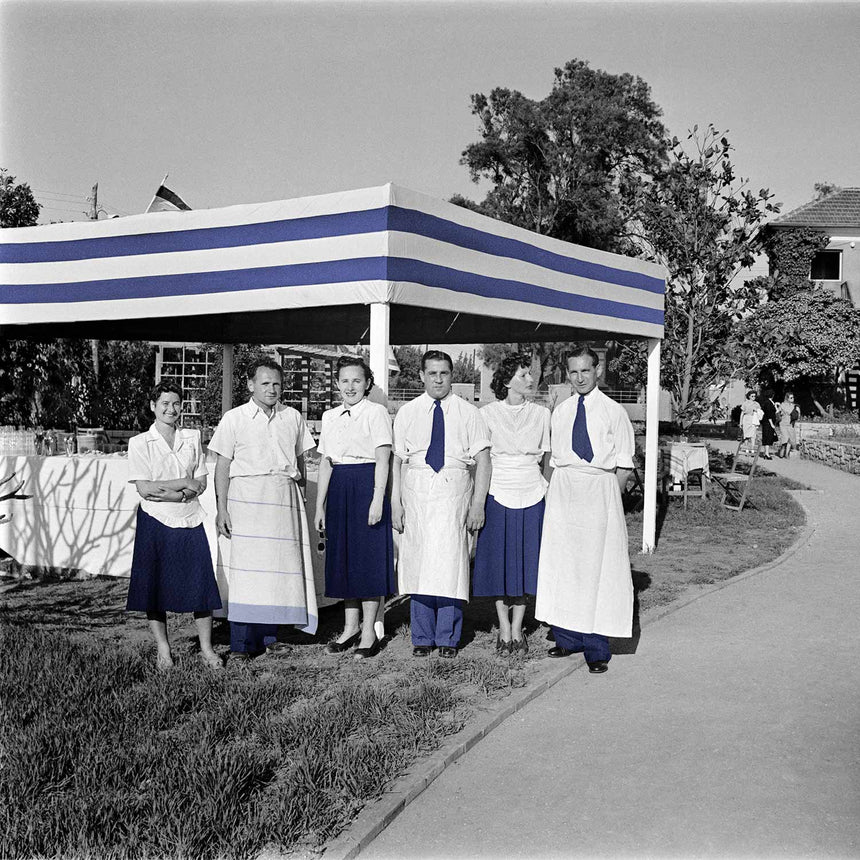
[642,337,661,553]
[221,344,234,417]
[369,302,390,396]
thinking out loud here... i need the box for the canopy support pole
[641,337,661,553]
[369,302,390,396]
[221,344,234,417]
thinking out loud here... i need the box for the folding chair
[710,438,761,512]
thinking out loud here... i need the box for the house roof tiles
[772,187,860,229]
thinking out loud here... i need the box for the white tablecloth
[0,455,333,604]
[665,443,710,485]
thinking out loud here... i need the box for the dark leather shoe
[438,646,458,659]
[353,637,381,660]
[548,646,576,658]
[412,645,431,657]
[587,660,609,674]
[496,635,511,655]
[325,632,360,654]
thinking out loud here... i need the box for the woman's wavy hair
[490,352,532,400]
[335,355,374,395]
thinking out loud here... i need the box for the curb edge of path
[320,516,817,860]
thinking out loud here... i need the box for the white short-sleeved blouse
[127,425,208,528]
[317,397,393,464]
[482,399,551,509]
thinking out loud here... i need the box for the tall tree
[613,126,779,426]
[391,346,424,391]
[452,351,480,386]
[88,341,157,430]
[455,58,667,254]
[0,169,40,227]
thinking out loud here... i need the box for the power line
[33,188,88,201]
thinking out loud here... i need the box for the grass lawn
[0,463,807,860]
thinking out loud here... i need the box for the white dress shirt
[317,397,393,464]
[208,399,315,479]
[394,392,490,469]
[549,387,635,471]
[127,425,208,528]
[482,399,551,508]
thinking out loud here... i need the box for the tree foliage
[455,58,667,254]
[200,344,274,425]
[391,346,424,391]
[1,169,40,228]
[452,351,480,386]
[88,342,157,430]
[613,125,779,426]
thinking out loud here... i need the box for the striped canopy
[0,183,664,343]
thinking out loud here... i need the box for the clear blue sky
[1,0,858,224]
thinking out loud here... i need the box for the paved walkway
[363,451,860,859]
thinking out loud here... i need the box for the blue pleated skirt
[126,508,222,613]
[472,494,545,597]
[324,463,396,599]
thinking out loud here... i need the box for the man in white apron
[535,346,635,673]
[392,351,490,658]
[210,358,318,661]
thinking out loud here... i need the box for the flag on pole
[387,346,400,374]
[145,184,191,213]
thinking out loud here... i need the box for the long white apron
[535,465,632,637]
[399,466,472,601]
[214,473,318,634]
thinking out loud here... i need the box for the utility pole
[88,182,100,382]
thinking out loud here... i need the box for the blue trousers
[230,621,277,654]
[552,625,611,663]
[410,594,464,647]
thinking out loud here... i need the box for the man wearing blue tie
[535,346,635,673]
[392,351,491,658]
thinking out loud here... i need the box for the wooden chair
[710,438,761,512]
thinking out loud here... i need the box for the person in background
[209,359,317,662]
[391,350,491,659]
[759,387,778,460]
[473,353,550,654]
[740,390,763,444]
[535,346,635,674]
[314,356,395,659]
[777,392,799,458]
[126,380,222,671]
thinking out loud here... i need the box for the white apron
[535,465,632,637]
[214,473,318,634]
[398,466,472,601]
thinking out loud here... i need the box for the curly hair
[335,355,374,395]
[148,379,184,403]
[490,352,532,400]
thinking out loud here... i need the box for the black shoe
[587,660,609,674]
[438,646,458,659]
[548,646,576,658]
[325,632,360,655]
[263,641,292,656]
[412,645,432,657]
[353,637,381,660]
[496,635,511,655]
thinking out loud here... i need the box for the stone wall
[799,437,860,475]
[796,421,860,442]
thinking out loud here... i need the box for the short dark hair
[566,345,600,369]
[335,355,374,394]
[491,352,532,400]
[763,387,775,400]
[421,350,453,372]
[149,379,184,403]
[745,390,757,400]
[246,358,283,381]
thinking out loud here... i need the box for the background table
[0,455,334,605]
[664,442,710,485]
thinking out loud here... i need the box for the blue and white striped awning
[0,183,664,339]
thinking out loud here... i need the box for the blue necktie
[425,399,445,472]
[571,395,594,462]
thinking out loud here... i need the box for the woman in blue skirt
[473,354,551,654]
[126,381,222,670]
[314,357,395,659]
